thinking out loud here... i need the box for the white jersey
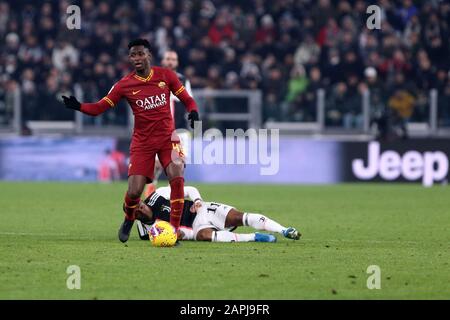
[192,202,235,239]
[170,73,192,118]
[149,186,236,240]
[171,78,193,103]
[155,185,201,202]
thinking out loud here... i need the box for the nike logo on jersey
[132,90,142,95]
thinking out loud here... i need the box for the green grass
[0,182,449,299]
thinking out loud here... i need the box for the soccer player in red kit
[62,39,200,242]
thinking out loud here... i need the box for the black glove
[187,110,199,129]
[62,95,81,111]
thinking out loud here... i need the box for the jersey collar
[134,68,154,82]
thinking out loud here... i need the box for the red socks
[122,178,184,227]
[123,192,140,221]
[169,177,185,229]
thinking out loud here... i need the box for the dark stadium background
[1,0,449,185]
[1,0,450,303]
[1,0,448,124]
[0,0,450,182]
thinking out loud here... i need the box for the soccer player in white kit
[135,186,301,243]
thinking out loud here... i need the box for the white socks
[212,230,255,242]
[243,213,286,234]
[209,213,286,242]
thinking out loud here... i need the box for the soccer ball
[149,220,177,247]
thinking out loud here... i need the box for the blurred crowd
[0,0,449,133]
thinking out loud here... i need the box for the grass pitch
[0,182,449,299]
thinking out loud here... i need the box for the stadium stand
[0,0,449,134]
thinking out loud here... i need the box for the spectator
[263,93,280,122]
[98,150,120,183]
[343,74,364,129]
[388,90,416,139]
[285,65,309,104]
[239,14,257,44]
[326,82,348,127]
[364,67,386,120]
[52,41,79,71]
[304,66,323,111]
[294,34,320,67]
[255,14,276,44]
[397,0,418,29]
[0,0,448,128]
[438,77,450,127]
[205,65,223,89]
[208,12,235,45]
[311,0,335,30]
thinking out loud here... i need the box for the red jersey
[80,66,198,152]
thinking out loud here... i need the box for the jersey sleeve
[80,82,123,116]
[155,185,202,202]
[103,83,123,107]
[185,79,193,98]
[166,69,198,113]
[155,186,171,199]
[184,186,202,202]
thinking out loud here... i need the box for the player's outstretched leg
[196,229,276,243]
[226,210,301,240]
[242,212,301,240]
[282,227,301,240]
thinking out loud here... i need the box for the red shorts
[128,138,185,183]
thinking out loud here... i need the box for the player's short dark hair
[128,39,152,52]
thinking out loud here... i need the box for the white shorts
[192,202,234,239]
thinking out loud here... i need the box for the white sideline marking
[0,232,97,240]
[0,232,67,236]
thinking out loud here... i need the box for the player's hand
[190,199,202,213]
[62,95,81,111]
[187,110,199,129]
[176,229,183,240]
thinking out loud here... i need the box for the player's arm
[166,69,199,128]
[155,186,171,199]
[62,83,122,116]
[184,186,202,203]
[184,186,203,213]
[155,185,202,203]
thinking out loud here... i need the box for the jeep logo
[352,142,449,187]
